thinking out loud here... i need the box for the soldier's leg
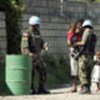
[78,55,88,85]
[31,60,36,94]
[37,61,46,88]
[78,55,91,94]
[31,70,35,92]
[36,59,50,94]
[87,56,93,88]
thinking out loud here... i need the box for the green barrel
[5,55,32,95]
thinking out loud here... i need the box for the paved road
[0,84,100,100]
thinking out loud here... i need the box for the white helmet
[29,16,41,25]
[82,20,93,27]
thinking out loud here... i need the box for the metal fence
[0,0,100,56]
[23,0,100,56]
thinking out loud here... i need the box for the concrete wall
[0,1,99,59]
[23,0,100,55]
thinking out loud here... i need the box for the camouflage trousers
[78,54,93,86]
[31,54,47,90]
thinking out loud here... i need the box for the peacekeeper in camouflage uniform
[75,20,97,94]
[21,16,50,94]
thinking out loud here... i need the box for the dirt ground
[0,83,100,100]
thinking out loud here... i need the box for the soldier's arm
[21,32,36,57]
[67,39,76,47]
[21,32,30,55]
[75,28,90,46]
[21,47,29,55]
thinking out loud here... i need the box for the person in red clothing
[67,19,84,92]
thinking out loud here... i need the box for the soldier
[21,16,50,94]
[75,20,97,94]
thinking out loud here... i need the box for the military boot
[38,87,50,94]
[79,85,91,94]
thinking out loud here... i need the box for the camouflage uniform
[78,54,92,85]
[21,28,47,93]
[78,28,97,88]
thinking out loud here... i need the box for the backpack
[84,33,97,56]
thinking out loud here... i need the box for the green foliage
[85,0,97,2]
[75,0,100,2]
[0,0,25,54]
[95,0,100,2]
[90,0,96,2]
[41,54,71,88]
[5,0,25,54]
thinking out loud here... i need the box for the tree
[71,0,99,2]
[5,0,25,54]
[0,0,25,54]
[87,0,96,2]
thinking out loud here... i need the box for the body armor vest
[28,29,44,54]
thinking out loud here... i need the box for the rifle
[70,45,84,60]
